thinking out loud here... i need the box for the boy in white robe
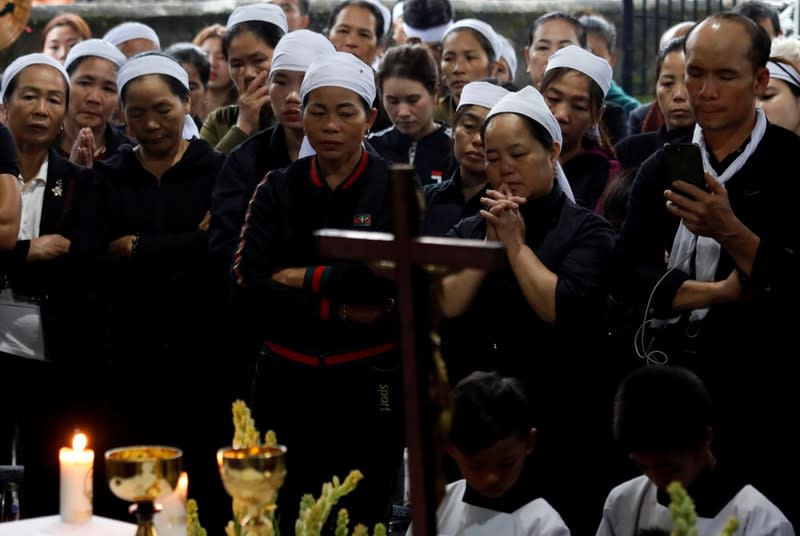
[596,366,794,536]
[410,371,570,535]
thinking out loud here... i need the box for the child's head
[447,371,536,499]
[614,365,715,491]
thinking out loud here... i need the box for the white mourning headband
[768,60,800,88]
[270,29,336,78]
[403,21,453,43]
[300,51,376,107]
[457,81,509,111]
[1,53,70,101]
[486,86,576,202]
[444,19,503,61]
[226,3,289,34]
[65,38,127,72]
[545,45,613,97]
[117,53,189,95]
[499,36,517,82]
[103,22,161,48]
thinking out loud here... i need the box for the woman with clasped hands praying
[438,86,617,535]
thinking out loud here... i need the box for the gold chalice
[105,446,183,536]
[217,445,287,531]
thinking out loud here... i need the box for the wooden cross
[315,164,505,536]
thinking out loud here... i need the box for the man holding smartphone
[611,12,800,529]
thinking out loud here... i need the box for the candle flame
[177,472,189,501]
[72,432,87,453]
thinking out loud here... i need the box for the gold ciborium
[217,445,287,533]
[105,446,183,536]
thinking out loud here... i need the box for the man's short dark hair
[449,371,535,456]
[613,366,713,453]
[684,12,771,71]
[732,0,782,37]
[527,11,587,49]
[298,0,311,15]
[579,13,616,50]
[403,0,453,30]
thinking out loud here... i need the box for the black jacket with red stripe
[232,151,398,356]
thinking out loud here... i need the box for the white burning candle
[59,431,93,524]
[155,471,188,536]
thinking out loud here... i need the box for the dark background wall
[0,0,687,99]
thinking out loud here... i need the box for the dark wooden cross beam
[315,164,504,536]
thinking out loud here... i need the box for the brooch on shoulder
[51,178,63,197]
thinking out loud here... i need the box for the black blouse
[95,138,224,360]
[233,151,397,355]
[368,123,453,186]
[444,183,616,395]
[421,167,486,237]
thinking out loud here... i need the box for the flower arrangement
[667,481,738,536]
[186,400,387,536]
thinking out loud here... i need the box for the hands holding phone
[664,171,739,242]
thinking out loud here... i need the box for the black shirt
[209,125,293,277]
[96,138,224,360]
[421,167,486,236]
[368,123,453,186]
[0,123,18,176]
[562,146,617,211]
[614,124,694,170]
[233,151,397,354]
[444,183,615,393]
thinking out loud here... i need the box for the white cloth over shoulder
[545,45,613,97]
[486,86,575,203]
[407,479,571,536]
[667,107,767,322]
[269,29,336,78]
[596,475,795,536]
[65,38,127,71]
[103,22,161,48]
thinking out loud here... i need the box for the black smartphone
[663,142,707,195]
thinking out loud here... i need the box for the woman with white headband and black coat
[0,53,102,363]
[92,50,228,525]
[233,51,402,533]
[439,86,616,534]
[56,38,133,166]
[0,54,104,519]
[421,79,513,239]
[210,30,334,302]
[540,45,620,213]
[370,44,453,187]
[436,19,503,124]
[97,51,224,368]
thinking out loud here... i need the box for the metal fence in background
[620,0,798,97]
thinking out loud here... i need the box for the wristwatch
[130,233,140,257]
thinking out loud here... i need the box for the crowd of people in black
[1,0,799,533]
